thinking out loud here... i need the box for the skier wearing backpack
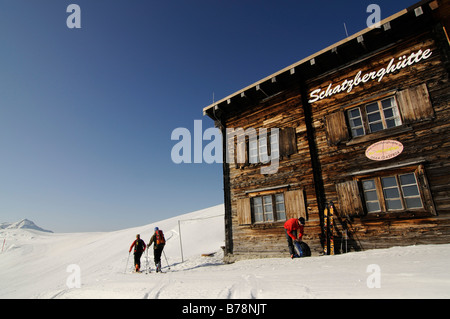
[129,234,146,272]
[284,217,305,259]
[148,227,166,272]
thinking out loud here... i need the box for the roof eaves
[203,8,408,116]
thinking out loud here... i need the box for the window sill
[360,209,432,221]
[249,221,286,229]
[345,125,413,146]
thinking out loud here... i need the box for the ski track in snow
[2,204,450,299]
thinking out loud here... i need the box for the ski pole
[162,250,170,271]
[145,249,150,274]
[124,252,131,273]
[344,229,348,253]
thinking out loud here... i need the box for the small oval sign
[365,140,404,161]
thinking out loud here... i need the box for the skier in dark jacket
[129,234,146,272]
[284,217,305,258]
[148,227,166,272]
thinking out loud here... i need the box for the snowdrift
[1,204,450,299]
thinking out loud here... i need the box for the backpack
[135,239,145,252]
[299,241,311,257]
[155,230,165,245]
[294,241,311,257]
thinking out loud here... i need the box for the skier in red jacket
[129,234,146,272]
[284,217,305,258]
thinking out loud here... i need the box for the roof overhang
[203,0,441,119]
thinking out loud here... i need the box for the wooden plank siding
[206,1,450,262]
[222,86,322,261]
[307,28,450,254]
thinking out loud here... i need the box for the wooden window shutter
[335,180,364,217]
[325,111,350,145]
[285,189,306,220]
[396,84,435,123]
[237,198,252,225]
[415,165,437,215]
[280,128,298,157]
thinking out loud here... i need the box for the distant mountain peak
[1,219,53,233]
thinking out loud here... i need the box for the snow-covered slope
[1,204,449,299]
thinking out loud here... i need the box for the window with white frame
[251,193,286,223]
[348,96,402,138]
[348,108,365,137]
[248,130,280,164]
[336,164,435,218]
[361,172,423,214]
[327,85,435,146]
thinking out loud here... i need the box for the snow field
[1,204,449,299]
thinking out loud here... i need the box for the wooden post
[178,220,184,263]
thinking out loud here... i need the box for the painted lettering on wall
[365,140,404,161]
[308,48,433,104]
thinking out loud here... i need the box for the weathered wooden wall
[307,29,450,253]
[222,85,323,261]
[214,2,450,262]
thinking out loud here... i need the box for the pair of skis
[133,268,164,274]
[323,201,335,255]
[130,265,164,274]
[141,252,163,274]
[124,252,165,274]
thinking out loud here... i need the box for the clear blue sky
[0,0,416,232]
